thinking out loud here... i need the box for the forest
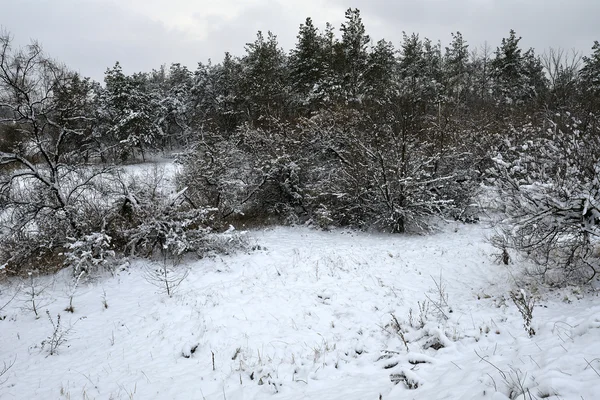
[1,8,599,285]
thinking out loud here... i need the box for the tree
[489,122,600,284]
[191,54,244,134]
[541,48,581,110]
[317,22,342,107]
[338,8,370,104]
[397,33,442,136]
[150,63,194,149]
[239,31,289,125]
[294,110,474,232]
[363,39,397,108]
[580,41,600,93]
[444,32,470,105]
[490,30,546,106]
[470,42,494,109]
[0,33,111,272]
[289,17,325,114]
[99,63,162,162]
[580,41,600,114]
[491,30,523,104]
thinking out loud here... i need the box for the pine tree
[364,39,397,107]
[52,73,99,162]
[240,31,289,124]
[398,33,425,88]
[444,32,470,104]
[289,17,324,113]
[580,41,600,110]
[338,8,370,104]
[213,53,244,133]
[318,22,342,106]
[100,63,162,162]
[491,30,546,106]
[422,38,444,103]
[491,30,523,104]
[398,33,441,116]
[160,63,193,147]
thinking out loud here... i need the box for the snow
[1,223,600,399]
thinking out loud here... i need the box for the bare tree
[541,47,581,109]
[0,31,112,273]
[541,47,581,92]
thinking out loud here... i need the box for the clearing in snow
[1,222,599,399]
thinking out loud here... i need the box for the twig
[584,358,600,378]
[0,355,16,385]
[390,314,409,352]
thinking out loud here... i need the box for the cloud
[1,0,342,80]
[1,0,597,81]
[334,0,599,53]
[2,0,204,80]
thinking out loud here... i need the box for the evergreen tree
[422,38,444,103]
[580,41,600,110]
[398,33,440,118]
[522,48,547,100]
[576,41,600,133]
[444,32,470,104]
[192,60,223,133]
[52,73,100,162]
[289,17,324,113]
[491,30,546,106]
[398,33,425,89]
[240,31,289,124]
[363,39,397,107]
[338,8,370,104]
[213,53,244,133]
[160,63,193,147]
[100,63,162,161]
[318,22,342,106]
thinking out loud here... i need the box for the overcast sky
[1,0,598,81]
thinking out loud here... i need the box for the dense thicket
[1,11,599,283]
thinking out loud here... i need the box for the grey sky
[1,0,598,81]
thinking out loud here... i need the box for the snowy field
[1,222,600,399]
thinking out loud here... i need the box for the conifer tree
[491,30,546,106]
[444,32,470,104]
[580,41,600,112]
[100,64,162,161]
[240,31,289,124]
[338,8,370,104]
[364,39,397,108]
[289,17,324,113]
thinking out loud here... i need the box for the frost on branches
[489,119,600,284]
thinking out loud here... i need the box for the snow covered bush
[510,289,536,337]
[489,115,600,284]
[179,111,478,233]
[298,110,477,232]
[176,132,267,222]
[177,122,307,225]
[64,232,115,275]
[103,166,248,263]
[0,166,120,275]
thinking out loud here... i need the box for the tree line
[1,9,599,284]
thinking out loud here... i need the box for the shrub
[489,116,600,284]
[178,111,478,232]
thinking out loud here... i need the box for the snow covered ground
[1,222,599,399]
